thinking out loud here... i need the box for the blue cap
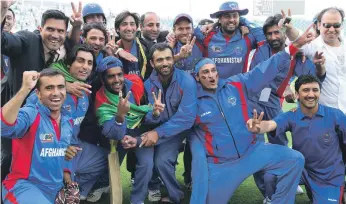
[210,1,248,19]
[194,58,215,74]
[97,56,123,73]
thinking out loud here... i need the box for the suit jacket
[1,30,74,95]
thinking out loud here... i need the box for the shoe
[148,189,161,202]
[263,197,271,204]
[86,186,109,202]
[296,185,304,195]
[80,195,87,200]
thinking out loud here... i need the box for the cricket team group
[1,0,345,203]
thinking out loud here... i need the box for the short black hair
[7,8,15,19]
[198,19,214,26]
[318,7,345,23]
[114,11,140,33]
[148,42,174,61]
[82,22,108,44]
[294,75,322,93]
[41,10,69,29]
[36,68,65,90]
[65,44,97,71]
[262,14,283,34]
[140,12,157,26]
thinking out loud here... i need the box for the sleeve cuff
[155,128,164,139]
[63,168,71,174]
[318,72,327,82]
[0,108,17,126]
[136,136,142,147]
[288,44,299,56]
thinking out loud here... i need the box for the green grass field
[83,101,312,204]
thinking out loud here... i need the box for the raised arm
[1,71,40,138]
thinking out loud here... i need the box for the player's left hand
[140,130,159,147]
[246,109,264,133]
[65,145,82,160]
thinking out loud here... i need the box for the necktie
[45,50,57,68]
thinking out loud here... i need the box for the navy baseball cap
[173,13,193,27]
[210,1,249,18]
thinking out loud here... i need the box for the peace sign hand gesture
[246,109,264,134]
[117,91,131,117]
[179,35,196,59]
[152,89,165,117]
[292,24,315,48]
[70,1,83,27]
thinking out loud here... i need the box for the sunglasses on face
[322,23,342,29]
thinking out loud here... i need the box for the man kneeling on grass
[247,75,346,204]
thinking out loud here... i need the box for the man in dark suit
[139,12,169,49]
[1,8,78,97]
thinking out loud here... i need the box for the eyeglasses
[322,23,342,29]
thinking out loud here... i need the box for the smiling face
[141,13,160,41]
[173,19,193,44]
[265,25,286,51]
[219,12,240,35]
[4,10,15,32]
[318,10,343,46]
[118,15,137,42]
[69,51,94,81]
[40,18,67,51]
[296,82,320,110]
[196,63,219,92]
[150,48,174,77]
[36,75,66,112]
[84,28,106,55]
[103,67,125,94]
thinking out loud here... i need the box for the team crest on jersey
[323,133,331,143]
[40,133,54,143]
[230,47,242,55]
[228,97,236,106]
[210,45,222,53]
[63,105,71,112]
[175,60,184,68]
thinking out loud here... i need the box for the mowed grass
[83,101,312,204]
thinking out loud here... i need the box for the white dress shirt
[301,36,346,113]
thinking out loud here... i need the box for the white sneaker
[263,197,271,204]
[148,189,161,202]
[80,195,87,200]
[86,186,110,202]
[296,185,304,195]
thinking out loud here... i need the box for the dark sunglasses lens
[323,23,342,28]
[333,23,342,28]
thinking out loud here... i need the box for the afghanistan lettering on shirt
[40,148,66,157]
[212,57,243,64]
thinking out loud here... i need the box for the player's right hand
[117,91,131,117]
[21,71,40,92]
